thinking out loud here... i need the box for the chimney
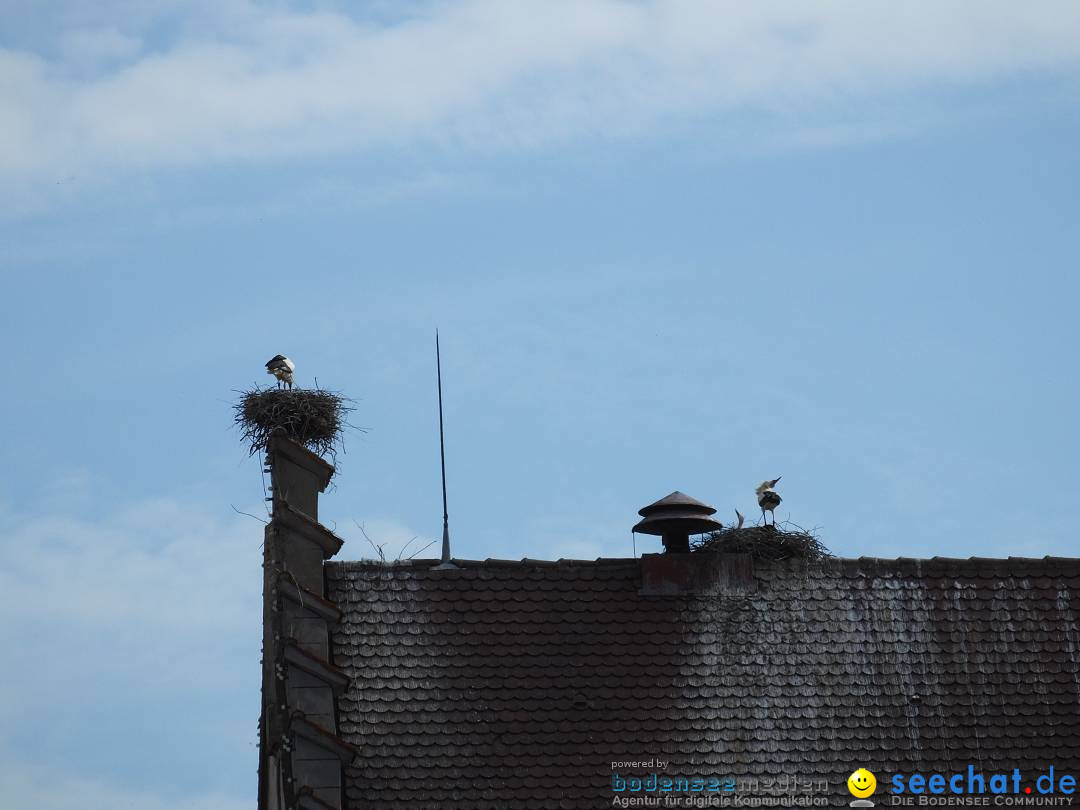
[259,437,356,810]
[632,491,722,553]
[633,491,755,596]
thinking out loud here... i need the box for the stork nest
[234,386,355,461]
[691,523,832,562]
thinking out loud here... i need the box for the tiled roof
[326,554,1080,809]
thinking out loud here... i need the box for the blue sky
[2,1,1079,807]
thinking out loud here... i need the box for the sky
[1,1,1079,807]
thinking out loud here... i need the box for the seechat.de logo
[890,766,1077,798]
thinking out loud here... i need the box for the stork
[265,355,295,390]
[734,509,745,529]
[756,477,782,526]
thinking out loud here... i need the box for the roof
[326,554,1080,809]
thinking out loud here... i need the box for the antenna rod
[436,331,452,565]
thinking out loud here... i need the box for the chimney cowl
[632,491,722,553]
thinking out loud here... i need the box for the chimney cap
[632,491,723,539]
[637,491,717,518]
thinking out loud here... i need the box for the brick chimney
[259,437,356,810]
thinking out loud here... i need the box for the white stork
[734,509,745,529]
[265,355,295,390]
[756,477,782,526]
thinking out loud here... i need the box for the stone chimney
[259,437,355,810]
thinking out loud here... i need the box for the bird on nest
[756,477,782,526]
[265,355,295,390]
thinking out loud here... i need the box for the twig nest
[234,386,354,460]
[691,523,831,561]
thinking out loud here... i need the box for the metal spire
[434,330,457,570]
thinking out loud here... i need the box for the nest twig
[691,521,832,562]
[233,385,355,461]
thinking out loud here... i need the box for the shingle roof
[326,554,1080,809]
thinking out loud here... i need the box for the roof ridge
[325,553,1080,570]
[327,556,645,571]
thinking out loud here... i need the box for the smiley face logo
[848,769,877,798]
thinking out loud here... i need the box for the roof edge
[283,642,350,694]
[290,713,360,762]
[274,504,344,558]
[276,574,343,624]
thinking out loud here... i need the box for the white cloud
[0,496,260,639]
[2,0,1079,194]
[58,27,143,69]
[0,494,262,803]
